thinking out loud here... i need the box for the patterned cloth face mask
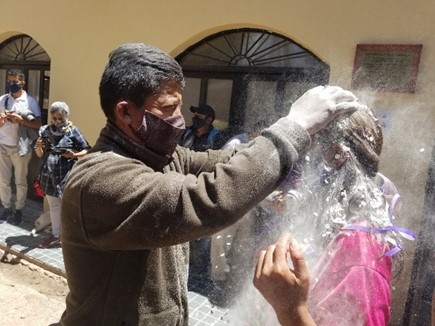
[133,110,186,158]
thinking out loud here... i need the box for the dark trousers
[188,237,212,292]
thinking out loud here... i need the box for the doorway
[0,34,51,201]
[176,28,329,141]
[0,34,51,124]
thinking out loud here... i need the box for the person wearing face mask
[179,104,223,292]
[58,43,365,325]
[34,101,90,248]
[178,104,221,152]
[0,69,41,225]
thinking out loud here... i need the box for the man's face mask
[8,81,22,94]
[192,116,207,130]
[133,110,186,158]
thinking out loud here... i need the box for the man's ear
[115,101,131,124]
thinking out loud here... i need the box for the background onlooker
[0,69,41,225]
[179,104,224,292]
[210,120,267,298]
[34,101,90,248]
[179,104,222,151]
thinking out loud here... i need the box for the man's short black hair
[7,68,25,81]
[99,43,185,120]
[190,104,215,120]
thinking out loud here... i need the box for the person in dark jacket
[179,104,221,151]
[179,103,222,291]
[59,43,363,325]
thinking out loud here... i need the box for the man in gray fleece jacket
[59,43,362,325]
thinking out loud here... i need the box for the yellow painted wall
[1,0,434,323]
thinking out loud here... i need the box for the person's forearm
[74,150,88,158]
[21,117,41,129]
[275,305,316,326]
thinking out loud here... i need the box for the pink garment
[309,231,392,326]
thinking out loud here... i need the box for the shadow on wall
[403,138,435,325]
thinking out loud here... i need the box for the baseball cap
[190,104,215,118]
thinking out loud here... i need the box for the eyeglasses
[52,117,65,122]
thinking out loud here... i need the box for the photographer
[0,69,41,225]
[34,101,90,248]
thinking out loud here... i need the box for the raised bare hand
[253,233,315,326]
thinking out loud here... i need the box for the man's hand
[0,113,7,127]
[6,112,24,123]
[253,233,315,326]
[288,85,364,134]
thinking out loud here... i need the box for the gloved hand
[288,85,364,134]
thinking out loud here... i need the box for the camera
[7,108,35,121]
[47,146,68,155]
[40,135,65,155]
[40,127,72,155]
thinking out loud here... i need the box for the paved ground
[0,198,232,326]
[0,250,67,326]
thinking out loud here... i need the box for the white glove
[288,85,364,134]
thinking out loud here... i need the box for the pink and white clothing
[309,230,392,326]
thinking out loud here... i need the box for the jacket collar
[99,120,171,171]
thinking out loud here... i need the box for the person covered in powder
[34,101,90,248]
[0,69,41,225]
[59,42,364,325]
[253,105,415,325]
[209,119,268,287]
[222,119,267,150]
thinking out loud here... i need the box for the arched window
[176,28,329,137]
[0,34,51,122]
